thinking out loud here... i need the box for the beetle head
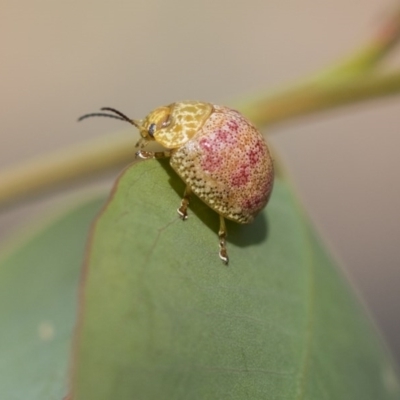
[140,101,213,149]
[78,101,213,150]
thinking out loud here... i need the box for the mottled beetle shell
[79,101,274,264]
[165,103,274,223]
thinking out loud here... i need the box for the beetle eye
[161,118,171,128]
[148,123,156,137]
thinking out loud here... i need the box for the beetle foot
[219,244,229,265]
[177,186,191,220]
[177,207,188,220]
[135,150,153,159]
[218,216,229,265]
[177,197,189,220]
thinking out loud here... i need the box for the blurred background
[1,0,399,364]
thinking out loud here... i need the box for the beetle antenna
[78,107,140,128]
[100,107,132,122]
[77,112,126,122]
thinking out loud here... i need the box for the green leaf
[70,159,400,400]
[0,198,105,400]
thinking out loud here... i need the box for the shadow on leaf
[157,158,269,248]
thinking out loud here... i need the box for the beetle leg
[135,137,147,149]
[218,215,229,265]
[135,150,172,160]
[177,186,191,220]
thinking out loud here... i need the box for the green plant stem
[239,71,400,126]
[316,6,400,79]
[0,132,136,208]
[1,71,400,208]
[237,6,400,123]
[233,5,400,125]
[1,7,400,208]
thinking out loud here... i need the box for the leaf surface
[0,198,104,400]
[70,160,400,400]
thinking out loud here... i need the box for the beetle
[79,101,274,264]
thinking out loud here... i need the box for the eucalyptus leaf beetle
[79,101,274,264]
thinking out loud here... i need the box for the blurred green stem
[1,6,400,208]
[239,71,400,126]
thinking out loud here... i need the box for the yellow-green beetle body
[79,101,274,264]
[137,101,274,224]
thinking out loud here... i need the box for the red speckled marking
[170,105,274,223]
[198,137,223,172]
[230,164,250,187]
[242,179,272,211]
[226,119,239,131]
